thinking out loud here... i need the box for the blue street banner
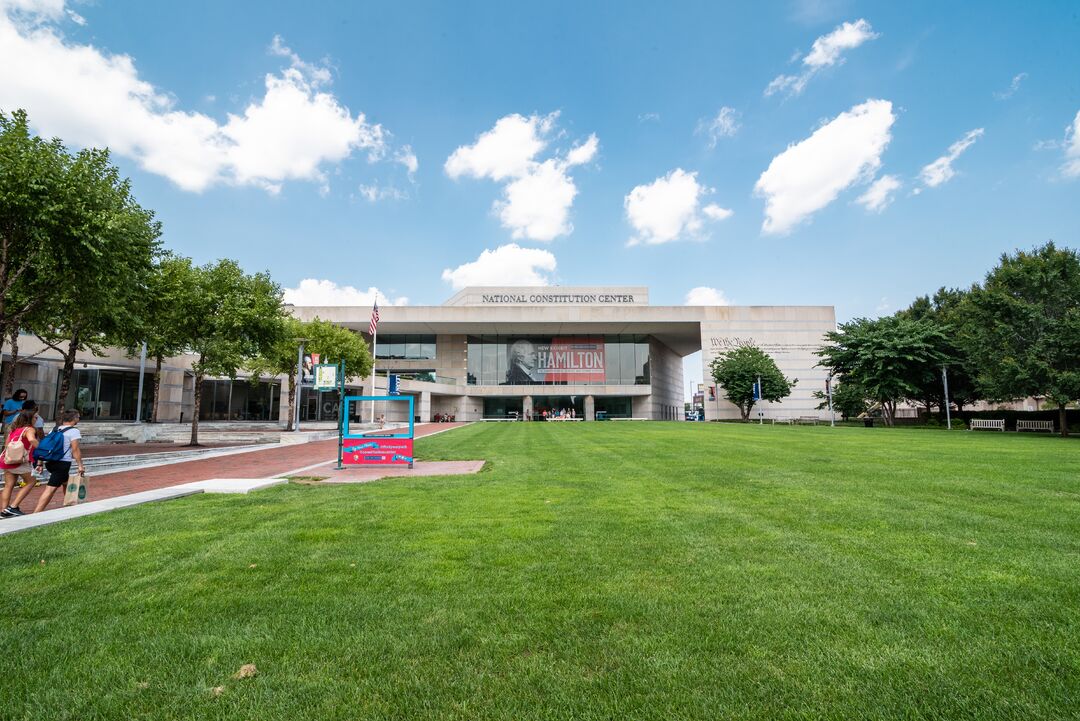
[388,374,399,395]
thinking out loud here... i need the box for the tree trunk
[151,355,163,423]
[55,334,80,419]
[741,402,752,422]
[1059,403,1068,438]
[286,369,296,431]
[882,400,895,427]
[190,371,203,446]
[1,326,18,397]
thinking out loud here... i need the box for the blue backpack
[35,426,72,463]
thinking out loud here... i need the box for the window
[464,335,650,386]
[375,335,436,360]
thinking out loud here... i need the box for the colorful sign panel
[313,363,338,390]
[505,337,605,384]
[343,437,413,466]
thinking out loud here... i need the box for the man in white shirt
[32,410,85,514]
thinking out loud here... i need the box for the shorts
[44,461,72,488]
[2,462,33,477]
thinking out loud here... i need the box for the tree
[895,287,980,414]
[124,254,200,422]
[813,378,869,420]
[180,260,285,445]
[33,147,161,416]
[816,316,951,426]
[966,242,1080,437]
[250,317,373,430]
[709,345,795,421]
[0,109,70,395]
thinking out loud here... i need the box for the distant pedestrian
[2,388,28,436]
[29,410,85,515]
[0,406,40,518]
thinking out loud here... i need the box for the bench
[969,418,1005,432]
[797,416,820,425]
[771,418,795,425]
[1016,419,1054,433]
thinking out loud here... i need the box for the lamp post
[294,338,308,432]
[827,373,835,428]
[942,364,952,430]
[134,341,147,423]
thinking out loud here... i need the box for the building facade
[293,286,837,422]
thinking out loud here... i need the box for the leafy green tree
[709,345,795,421]
[813,377,869,420]
[34,147,161,415]
[0,109,70,395]
[896,287,980,414]
[124,254,200,422]
[250,317,373,430]
[816,316,951,426]
[181,260,285,445]
[966,242,1080,437]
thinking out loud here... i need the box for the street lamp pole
[135,341,147,424]
[827,373,835,428]
[942,364,952,430]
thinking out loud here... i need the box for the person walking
[2,388,28,436]
[29,410,85,515]
[0,406,40,517]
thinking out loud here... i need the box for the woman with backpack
[0,407,39,518]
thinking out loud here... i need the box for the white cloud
[856,174,901,212]
[1062,110,1080,179]
[394,145,418,177]
[755,99,895,234]
[918,128,984,189]
[766,18,879,97]
[0,4,405,193]
[440,244,557,289]
[357,184,407,202]
[993,72,1027,100]
[697,107,740,148]
[624,169,733,246]
[284,279,408,306]
[685,287,730,305]
[444,113,597,241]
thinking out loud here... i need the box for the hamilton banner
[505,337,605,384]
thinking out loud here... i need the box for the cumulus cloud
[685,287,730,305]
[766,18,879,97]
[441,244,557,289]
[918,128,984,189]
[284,279,408,306]
[1062,110,1080,179]
[0,3,406,193]
[755,99,895,234]
[624,169,733,246]
[444,113,597,241]
[697,107,740,147]
[856,174,901,212]
[993,72,1027,100]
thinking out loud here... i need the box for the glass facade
[65,368,153,421]
[375,335,436,360]
[466,335,650,386]
[198,379,281,421]
[482,397,524,419]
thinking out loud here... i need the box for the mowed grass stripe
[0,422,1077,720]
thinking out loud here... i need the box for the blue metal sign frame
[341,395,415,439]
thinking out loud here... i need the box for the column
[419,391,431,423]
[584,395,595,421]
[523,395,533,421]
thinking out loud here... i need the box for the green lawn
[2,423,1079,720]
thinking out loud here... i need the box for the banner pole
[337,359,345,470]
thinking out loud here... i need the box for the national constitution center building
[293,286,837,422]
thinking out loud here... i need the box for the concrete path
[0,418,473,526]
[296,460,485,484]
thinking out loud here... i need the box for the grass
[1,422,1078,720]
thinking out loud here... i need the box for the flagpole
[370,328,377,423]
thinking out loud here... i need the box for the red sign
[343,437,413,466]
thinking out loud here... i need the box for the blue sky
[2,2,1079,334]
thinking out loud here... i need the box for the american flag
[369,300,380,336]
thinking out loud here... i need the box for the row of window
[466,335,651,386]
[374,335,436,360]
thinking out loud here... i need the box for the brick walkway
[2,423,469,514]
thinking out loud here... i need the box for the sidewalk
[2,422,470,514]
